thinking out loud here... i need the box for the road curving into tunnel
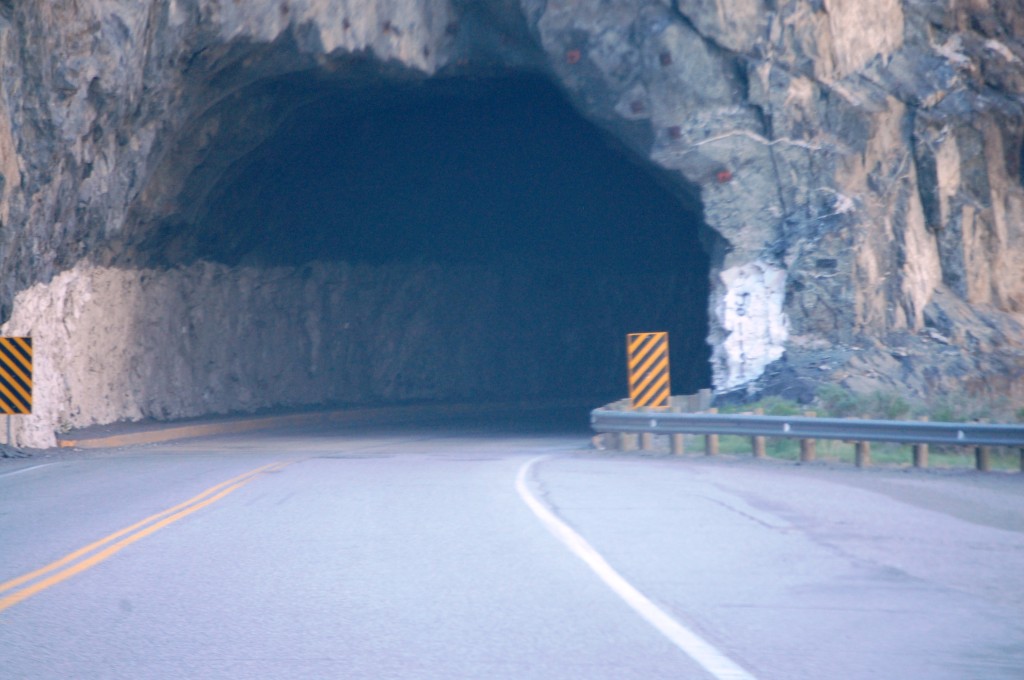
[2,422,1021,679]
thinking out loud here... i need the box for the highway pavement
[1,418,1022,679]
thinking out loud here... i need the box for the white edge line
[0,463,53,478]
[515,455,758,680]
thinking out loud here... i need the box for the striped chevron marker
[626,332,670,409]
[0,337,32,415]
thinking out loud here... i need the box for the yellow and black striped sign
[627,332,670,409]
[0,337,32,415]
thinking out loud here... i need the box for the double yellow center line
[0,460,291,613]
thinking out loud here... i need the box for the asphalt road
[1,420,1022,679]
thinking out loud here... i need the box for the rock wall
[0,1,1022,445]
[3,260,693,448]
[531,0,1024,404]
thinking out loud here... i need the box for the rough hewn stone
[3,260,692,447]
[0,0,1022,445]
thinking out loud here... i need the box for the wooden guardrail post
[671,431,685,455]
[912,416,929,468]
[975,445,991,472]
[620,432,637,451]
[639,406,654,452]
[614,404,637,451]
[640,431,654,451]
[752,407,766,458]
[705,407,719,455]
[799,411,816,462]
[670,405,685,455]
[855,440,871,467]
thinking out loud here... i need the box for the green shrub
[931,408,954,422]
[816,384,861,418]
[929,398,960,423]
[718,395,802,416]
[758,396,803,416]
[869,391,911,420]
[814,386,911,420]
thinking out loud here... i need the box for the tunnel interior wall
[5,256,705,448]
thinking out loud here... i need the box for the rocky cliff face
[0,0,1022,447]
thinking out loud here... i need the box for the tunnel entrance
[150,72,711,411]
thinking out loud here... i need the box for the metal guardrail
[590,410,1024,447]
[591,407,1024,471]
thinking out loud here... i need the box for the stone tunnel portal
[10,69,715,447]
[149,73,713,414]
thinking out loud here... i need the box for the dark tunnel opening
[167,73,711,407]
